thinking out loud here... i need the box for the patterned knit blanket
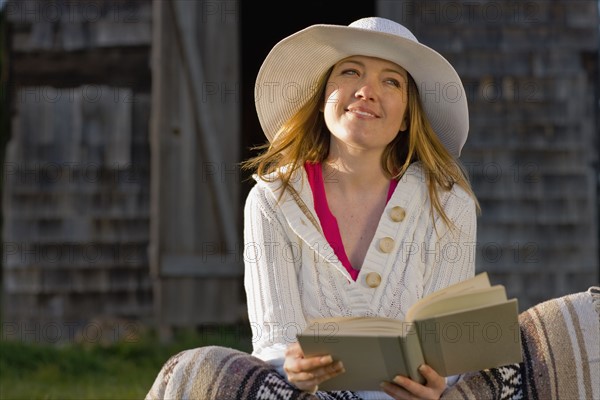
[442,286,600,400]
[144,344,361,399]
[146,287,600,400]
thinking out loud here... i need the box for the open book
[296,273,523,391]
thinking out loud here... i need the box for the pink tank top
[304,162,398,281]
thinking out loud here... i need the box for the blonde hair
[242,68,480,229]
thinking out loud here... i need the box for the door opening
[239,3,376,200]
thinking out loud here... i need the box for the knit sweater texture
[243,162,477,398]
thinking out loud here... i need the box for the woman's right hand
[283,342,346,393]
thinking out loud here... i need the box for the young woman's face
[323,55,408,154]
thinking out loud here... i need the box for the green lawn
[0,325,253,400]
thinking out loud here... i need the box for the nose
[354,80,378,101]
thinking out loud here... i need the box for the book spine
[401,323,426,384]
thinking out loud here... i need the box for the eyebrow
[337,59,407,77]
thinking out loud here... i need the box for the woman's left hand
[380,364,446,400]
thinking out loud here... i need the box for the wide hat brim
[255,18,469,157]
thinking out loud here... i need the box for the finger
[290,378,319,393]
[285,355,334,374]
[287,361,344,381]
[415,364,446,395]
[390,368,445,400]
[417,364,446,390]
[285,342,304,358]
[287,370,321,392]
[392,375,423,396]
[288,371,317,382]
[289,362,345,391]
[310,361,345,381]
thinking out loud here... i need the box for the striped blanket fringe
[144,345,361,400]
[442,286,600,400]
[146,287,599,400]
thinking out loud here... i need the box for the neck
[323,147,389,194]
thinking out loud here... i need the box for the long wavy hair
[242,67,480,230]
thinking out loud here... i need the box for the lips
[346,106,379,118]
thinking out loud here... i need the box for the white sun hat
[254,17,469,157]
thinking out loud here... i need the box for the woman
[146,17,600,400]
[241,16,478,399]
[146,18,600,400]
[148,16,477,400]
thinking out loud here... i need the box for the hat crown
[348,17,419,43]
[255,16,468,157]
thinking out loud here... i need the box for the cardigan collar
[252,163,428,284]
[252,166,352,279]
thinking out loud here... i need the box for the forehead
[334,55,407,75]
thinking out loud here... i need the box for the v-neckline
[305,162,398,281]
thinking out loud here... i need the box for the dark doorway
[239,3,375,199]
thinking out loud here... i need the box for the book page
[414,299,522,376]
[406,272,491,322]
[408,285,508,322]
[302,316,408,336]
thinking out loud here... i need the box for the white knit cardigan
[243,162,477,396]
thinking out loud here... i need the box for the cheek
[393,98,409,129]
[323,88,340,116]
[322,102,336,130]
[324,81,339,105]
[399,104,408,123]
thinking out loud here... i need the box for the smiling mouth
[347,109,378,118]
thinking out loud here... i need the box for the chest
[327,191,388,268]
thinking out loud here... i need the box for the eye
[341,69,359,76]
[385,78,402,88]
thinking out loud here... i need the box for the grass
[0,324,253,400]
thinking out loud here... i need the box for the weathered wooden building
[1,0,598,342]
[2,0,154,342]
[385,0,600,308]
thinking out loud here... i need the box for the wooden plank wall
[6,0,595,343]
[150,0,243,338]
[3,0,153,343]
[379,0,599,309]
